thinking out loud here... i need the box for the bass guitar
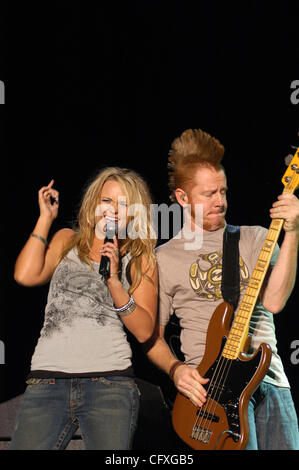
[172,146,299,450]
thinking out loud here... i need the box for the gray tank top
[30,248,133,375]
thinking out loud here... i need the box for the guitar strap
[221,224,240,311]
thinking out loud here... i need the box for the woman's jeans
[10,376,140,450]
[246,381,299,450]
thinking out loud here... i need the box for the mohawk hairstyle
[168,128,225,201]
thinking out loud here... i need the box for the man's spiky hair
[168,128,225,201]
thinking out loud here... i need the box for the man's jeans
[10,376,140,450]
[246,381,299,450]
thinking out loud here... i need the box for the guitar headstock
[282,146,299,193]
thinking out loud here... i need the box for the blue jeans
[246,381,299,450]
[10,376,140,450]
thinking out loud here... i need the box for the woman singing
[11,167,158,450]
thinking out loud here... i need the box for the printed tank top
[30,248,133,376]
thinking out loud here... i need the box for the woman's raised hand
[38,180,59,221]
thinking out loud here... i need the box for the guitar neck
[222,144,299,360]
[222,217,283,360]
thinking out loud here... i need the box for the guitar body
[172,302,272,450]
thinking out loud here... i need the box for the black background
[1,0,299,447]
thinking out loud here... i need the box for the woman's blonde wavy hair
[60,167,157,294]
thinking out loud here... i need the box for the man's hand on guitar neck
[270,193,299,234]
[260,193,299,314]
[172,363,209,408]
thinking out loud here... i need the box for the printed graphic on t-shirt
[41,259,115,338]
[189,251,249,301]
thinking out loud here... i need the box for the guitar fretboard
[222,217,283,360]
[222,145,299,361]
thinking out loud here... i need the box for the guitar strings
[206,356,234,434]
[193,353,233,441]
[192,325,243,442]
[192,306,250,436]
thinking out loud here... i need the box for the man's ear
[174,188,188,207]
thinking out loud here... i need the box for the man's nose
[216,193,223,206]
[216,192,225,206]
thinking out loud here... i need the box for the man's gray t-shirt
[156,225,289,387]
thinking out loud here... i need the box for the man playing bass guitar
[147,128,299,450]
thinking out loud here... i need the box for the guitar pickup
[196,409,219,423]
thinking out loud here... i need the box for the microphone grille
[106,220,117,238]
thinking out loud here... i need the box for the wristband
[115,295,136,316]
[169,360,184,381]
[31,233,48,247]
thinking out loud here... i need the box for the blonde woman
[11,167,158,450]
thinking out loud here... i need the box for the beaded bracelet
[31,233,48,247]
[115,295,136,317]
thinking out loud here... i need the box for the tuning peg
[285,154,293,166]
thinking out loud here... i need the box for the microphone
[99,220,117,280]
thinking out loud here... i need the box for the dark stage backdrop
[1,0,299,445]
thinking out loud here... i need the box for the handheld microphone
[99,221,117,280]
